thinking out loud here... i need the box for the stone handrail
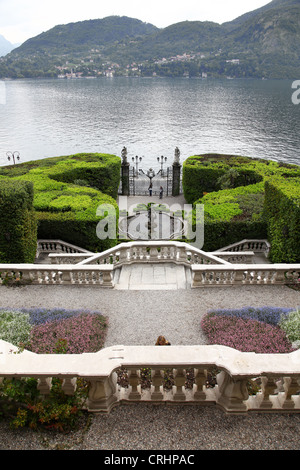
[48,249,255,266]
[37,239,92,256]
[48,253,93,264]
[1,342,299,415]
[191,264,300,287]
[0,264,114,287]
[76,241,230,266]
[211,251,255,264]
[217,239,270,255]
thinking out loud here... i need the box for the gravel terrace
[0,283,299,451]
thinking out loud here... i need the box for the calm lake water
[0,77,299,170]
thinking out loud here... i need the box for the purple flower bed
[20,307,93,325]
[206,306,293,326]
[19,308,108,354]
[201,306,295,354]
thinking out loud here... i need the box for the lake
[0,77,299,170]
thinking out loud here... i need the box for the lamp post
[132,155,142,177]
[157,155,167,176]
[7,151,20,165]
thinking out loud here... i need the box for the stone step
[115,263,190,290]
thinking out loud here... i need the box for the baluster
[193,368,207,401]
[165,246,172,260]
[37,377,52,395]
[128,369,141,401]
[259,376,277,410]
[62,377,77,395]
[151,369,164,401]
[282,377,299,410]
[83,270,90,285]
[39,270,49,284]
[173,368,186,401]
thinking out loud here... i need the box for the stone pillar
[87,376,118,412]
[121,146,130,196]
[216,370,248,413]
[172,147,181,196]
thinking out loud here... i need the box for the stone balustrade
[48,249,255,265]
[211,252,255,264]
[1,341,299,415]
[2,239,299,288]
[37,239,92,257]
[191,264,300,287]
[76,241,230,266]
[0,264,115,287]
[218,239,270,256]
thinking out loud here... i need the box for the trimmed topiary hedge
[0,153,121,253]
[264,177,300,263]
[190,182,267,251]
[0,180,37,263]
[183,154,300,204]
[185,155,300,255]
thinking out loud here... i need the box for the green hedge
[0,154,121,253]
[190,183,267,251]
[264,177,300,263]
[0,180,37,263]
[185,154,300,254]
[183,154,300,204]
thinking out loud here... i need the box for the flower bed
[201,306,299,354]
[0,307,108,430]
[0,307,108,354]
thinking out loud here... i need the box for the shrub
[280,309,300,345]
[183,154,300,253]
[0,310,32,346]
[0,153,121,253]
[264,177,300,263]
[0,376,89,431]
[0,180,37,263]
[183,154,300,204]
[190,183,267,251]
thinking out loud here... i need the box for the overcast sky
[0,0,271,44]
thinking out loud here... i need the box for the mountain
[223,0,300,54]
[1,1,300,79]
[0,34,16,56]
[11,16,158,55]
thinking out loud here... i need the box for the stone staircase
[114,263,191,290]
[32,239,277,290]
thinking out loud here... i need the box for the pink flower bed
[29,313,107,354]
[200,314,295,354]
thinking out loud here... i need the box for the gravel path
[0,283,299,451]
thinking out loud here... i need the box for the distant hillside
[223,0,300,54]
[0,34,16,56]
[11,16,159,55]
[1,1,300,79]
